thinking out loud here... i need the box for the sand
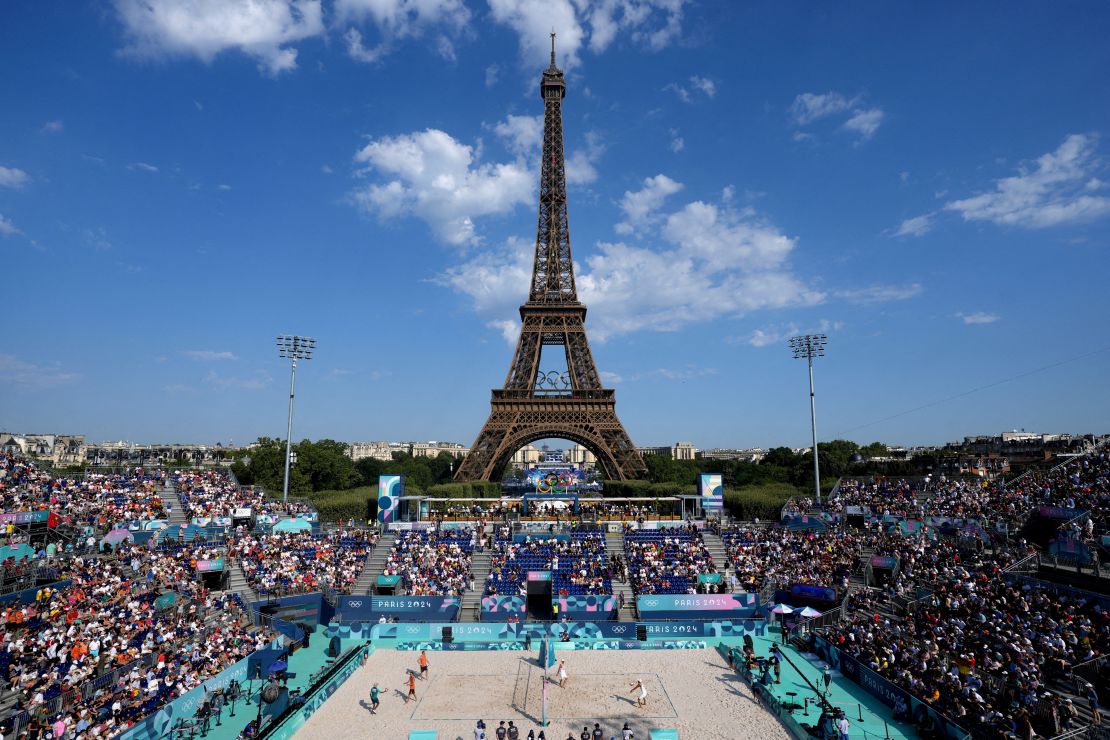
[296,648,791,740]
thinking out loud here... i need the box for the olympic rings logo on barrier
[536,472,576,494]
[348,600,363,608]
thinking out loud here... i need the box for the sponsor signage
[1039,506,1082,520]
[195,559,224,572]
[377,475,403,525]
[869,556,898,569]
[0,511,50,526]
[337,595,460,622]
[636,593,758,620]
[699,473,723,511]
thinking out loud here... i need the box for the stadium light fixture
[789,334,828,503]
[277,335,316,504]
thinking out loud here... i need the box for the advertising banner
[481,595,525,620]
[1039,506,1082,520]
[195,559,224,572]
[556,594,617,619]
[0,510,50,526]
[699,473,723,511]
[327,618,763,644]
[377,475,403,525]
[635,593,758,620]
[869,556,898,569]
[336,595,460,622]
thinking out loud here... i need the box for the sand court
[297,648,791,740]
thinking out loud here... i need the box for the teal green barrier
[262,643,373,740]
[651,731,679,739]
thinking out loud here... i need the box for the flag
[47,512,59,529]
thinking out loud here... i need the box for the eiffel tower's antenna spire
[550,30,556,69]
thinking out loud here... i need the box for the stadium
[1,446,1109,740]
[4,5,1110,740]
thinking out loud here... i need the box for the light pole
[789,334,827,503]
[277,335,315,504]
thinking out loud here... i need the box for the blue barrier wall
[117,639,286,740]
[326,618,767,643]
[335,595,460,622]
[0,580,72,606]
[264,644,372,740]
[251,594,326,628]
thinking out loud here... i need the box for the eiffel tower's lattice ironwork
[455,35,646,483]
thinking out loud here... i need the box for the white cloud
[352,114,599,244]
[0,214,21,237]
[615,174,683,235]
[943,134,1110,228]
[894,214,933,237]
[492,114,543,160]
[599,370,623,384]
[689,75,715,98]
[664,82,690,103]
[112,0,324,75]
[203,369,271,391]
[835,284,923,304]
[959,312,1001,325]
[843,108,884,139]
[129,162,159,173]
[442,190,823,341]
[489,0,688,70]
[0,354,79,389]
[335,0,469,34]
[321,164,333,174]
[41,120,64,134]
[565,131,604,185]
[670,136,684,153]
[344,27,387,63]
[790,91,883,141]
[488,0,586,69]
[217,183,232,191]
[351,128,533,246]
[184,350,239,361]
[485,64,500,88]
[666,75,714,104]
[0,166,30,189]
[735,319,844,348]
[790,92,855,125]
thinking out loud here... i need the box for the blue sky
[1,1,1108,449]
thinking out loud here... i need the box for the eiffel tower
[454,35,646,483]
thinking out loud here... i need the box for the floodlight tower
[277,335,315,504]
[789,334,828,503]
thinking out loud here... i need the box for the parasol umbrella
[798,606,823,618]
[267,660,288,674]
[770,604,794,614]
[100,529,134,549]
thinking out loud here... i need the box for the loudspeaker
[636,625,647,642]
[441,626,453,643]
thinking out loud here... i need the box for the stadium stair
[459,548,491,622]
[352,532,396,595]
[226,560,260,604]
[158,481,189,525]
[605,531,637,622]
[701,530,728,576]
